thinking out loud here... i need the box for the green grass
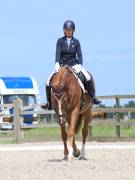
[0,130,16,144]
[121,125,135,137]
[24,125,135,141]
[92,125,116,137]
[92,124,135,138]
[23,126,62,142]
[1,122,135,144]
[0,139,15,144]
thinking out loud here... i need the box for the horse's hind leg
[79,110,91,160]
[60,125,68,160]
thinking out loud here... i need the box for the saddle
[50,69,88,93]
[75,72,87,90]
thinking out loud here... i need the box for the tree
[99,104,106,108]
[124,101,135,108]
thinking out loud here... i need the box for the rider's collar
[64,36,74,43]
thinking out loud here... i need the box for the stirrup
[47,101,52,110]
[41,102,52,110]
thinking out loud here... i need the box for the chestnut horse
[50,65,92,160]
[92,111,107,119]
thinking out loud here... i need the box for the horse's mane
[51,66,72,93]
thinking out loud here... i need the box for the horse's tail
[75,114,83,134]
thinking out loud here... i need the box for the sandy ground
[0,142,135,180]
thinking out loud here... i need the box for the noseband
[52,91,67,125]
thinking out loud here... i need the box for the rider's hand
[72,64,82,73]
[55,62,60,72]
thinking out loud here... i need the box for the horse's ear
[51,84,59,91]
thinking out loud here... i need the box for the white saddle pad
[71,70,86,93]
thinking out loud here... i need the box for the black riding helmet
[63,20,75,31]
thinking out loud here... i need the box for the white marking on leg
[58,100,62,115]
[80,143,85,158]
[58,100,63,124]
[68,144,73,161]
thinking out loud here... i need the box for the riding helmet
[63,20,75,31]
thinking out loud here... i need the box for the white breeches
[81,66,91,81]
[46,66,91,86]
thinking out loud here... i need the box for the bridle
[52,91,67,125]
[51,66,79,125]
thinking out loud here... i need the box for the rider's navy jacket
[55,36,83,66]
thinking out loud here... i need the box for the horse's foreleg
[60,125,68,160]
[79,110,91,160]
[68,108,79,161]
[72,139,80,158]
[68,127,75,161]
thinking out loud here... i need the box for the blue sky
[0,0,135,104]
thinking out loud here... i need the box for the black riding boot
[86,79,101,105]
[46,85,52,110]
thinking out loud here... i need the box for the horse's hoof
[78,156,86,160]
[73,150,80,158]
[63,156,68,161]
[68,156,74,161]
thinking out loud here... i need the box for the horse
[50,65,92,160]
[91,111,107,119]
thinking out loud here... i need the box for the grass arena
[1,142,135,180]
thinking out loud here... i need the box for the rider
[46,20,101,110]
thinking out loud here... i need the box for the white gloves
[72,64,82,73]
[55,62,60,72]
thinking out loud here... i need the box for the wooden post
[89,125,92,138]
[52,111,54,122]
[89,116,93,138]
[115,97,120,137]
[128,111,131,119]
[13,98,23,143]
